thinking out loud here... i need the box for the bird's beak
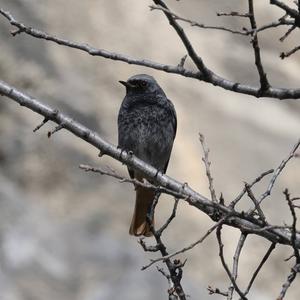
[119,80,134,89]
[119,80,127,87]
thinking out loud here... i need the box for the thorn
[98,150,106,157]
[10,27,24,36]
[177,54,187,69]
[128,150,134,156]
[181,182,188,192]
[219,193,225,205]
[33,117,49,132]
[47,123,64,138]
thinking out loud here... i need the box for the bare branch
[145,194,187,300]
[279,25,296,42]
[207,286,228,297]
[270,0,300,22]
[277,263,300,300]
[247,0,270,92]
[230,169,274,209]
[276,190,300,299]
[244,242,276,295]
[227,233,247,300]
[157,198,179,235]
[280,45,300,59]
[245,184,267,224]
[284,189,300,261]
[253,139,300,208]
[2,8,300,99]
[33,117,49,132]
[150,5,247,36]
[0,9,197,79]
[1,77,300,251]
[199,133,217,202]
[79,164,186,199]
[142,216,228,270]
[216,226,247,300]
[151,0,210,77]
[217,11,250,18]
[254,18,294,34]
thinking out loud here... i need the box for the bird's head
[119,74,163,95]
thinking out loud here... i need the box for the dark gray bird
[118,74,177,237]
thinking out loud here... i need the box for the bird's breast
[118,103,175,169]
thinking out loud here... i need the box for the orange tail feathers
[129,186,155,237]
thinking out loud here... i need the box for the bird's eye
[140,81,147,87]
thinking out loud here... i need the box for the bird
[118,74,177,237]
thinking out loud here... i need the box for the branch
[284,189,300,261]
[277,263,300,300]
[2,8,300,99]
[254,18,294,34]
[227,233,247,300]
[79,164,186,199]
[244,242,276,295]
[150,5,246,36]
[230,169,274,209]
[144,194,187,300]
[216,226,247,300]
[142,215,229,270]
[199,133,217,202]
[245,184,267,224]
[252,139,300,208]
[280,45,300,59]
[151,0,210,77]
[247,0,270,92]
[0,9,198,79]
[277,189,300,299]
[270,0,300,23]
[217,11,250,18]
[1,80,300,249]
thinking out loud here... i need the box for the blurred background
[0,0,300,299]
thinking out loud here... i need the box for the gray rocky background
[0,0,300,299]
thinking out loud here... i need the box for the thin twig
[280,45,300,59]
[216,226,247,300]
[2,80,300,249]
[217,11,250,18]
[252,139,300,209]
[277,263,300,300]
[144,194,187,300]
[207,286,228,297]
[230,169,274,209]
[227,233,247,300]
[284,189,300,261]
[199,133,217,202]
[244,242,276,295]
[253,18,293,34]
[150,5,247,35]
[157,198,180,235]
[142,216,229,270]
[33,117,49,132]
[248,0,270,92]
[270,0,300,22]
[245,184,267,224]
[2,8,300,99]
[151,0,211,77]
[79,164,186,199]
[279,24,296,42]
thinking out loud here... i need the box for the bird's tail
[129,186,155,237]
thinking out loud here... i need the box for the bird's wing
[128,167,135,179]
[163,99,177,173]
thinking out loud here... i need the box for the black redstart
[118,74,177,236]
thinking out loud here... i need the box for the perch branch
[1,79,300,249]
